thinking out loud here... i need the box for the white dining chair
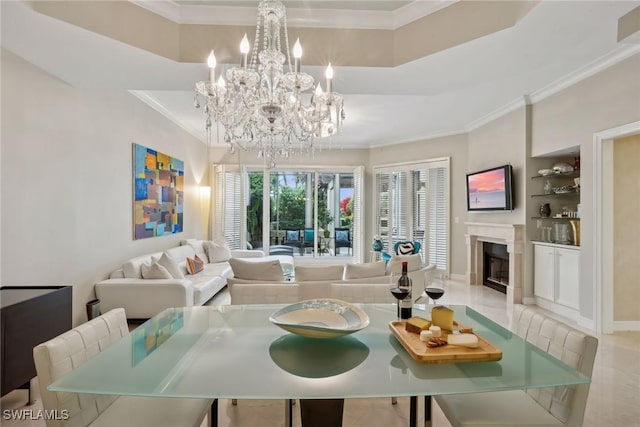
[434,305,598,427]
[33,308,214,427]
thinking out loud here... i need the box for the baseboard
[449,273,466,282]
[613,321,640,331]
[522,297,537,305]
[577,315,596,331]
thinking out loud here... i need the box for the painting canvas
[133,143,184,239]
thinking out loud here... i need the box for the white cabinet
[534,245,555,301]
[533,242,580,316]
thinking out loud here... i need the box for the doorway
[594,121,640,333]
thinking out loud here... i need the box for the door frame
[593,120,640,333]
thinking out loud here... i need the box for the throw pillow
[396,241,416,255]
[186,255,205,275]
[140,262,172,279]
[294,265,344,281]
[228,258,284,281]
[336,229,349,243]
[156,252,184,279]
[344,261,386,279]
[204,240,231,263]
[303,229,314,242]
[286,230,299,242]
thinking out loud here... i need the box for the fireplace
[483,242,509,294]
[465,222,524,304]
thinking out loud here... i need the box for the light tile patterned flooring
[2,279,639,426]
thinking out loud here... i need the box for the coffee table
[49,304,589,427]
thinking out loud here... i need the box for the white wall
[1,49,208,325]
[531,54,640,322]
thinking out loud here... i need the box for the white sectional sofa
[228,254,436,304]
[95,239,294,319]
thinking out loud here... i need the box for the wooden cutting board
[389,321,502,364]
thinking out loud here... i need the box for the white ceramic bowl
[538,169,554,176]
[269,299,370,339]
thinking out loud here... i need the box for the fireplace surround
[465,222,524,304]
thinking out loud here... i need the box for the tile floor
[2,279,639,426]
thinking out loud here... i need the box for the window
[213,165,364,261]
[374,159,449,274]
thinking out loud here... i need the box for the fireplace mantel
[465,222,524,304]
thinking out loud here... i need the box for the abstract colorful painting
[133,143,184,239]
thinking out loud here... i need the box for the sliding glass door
[214,165,363,260]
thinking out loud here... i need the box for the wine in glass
[425,287,445,310]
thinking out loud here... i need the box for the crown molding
[129,90,206,143]
[368,129,467,149]
[465,97,528,132]
[529,44,640,104]
[130,0,451,30]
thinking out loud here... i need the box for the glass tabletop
[48,304,589,399]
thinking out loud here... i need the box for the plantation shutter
[375,173,391,253]
[374,159,449,276]
[352,166,364,261]
[213,164,243,249]
[427,166,448,271]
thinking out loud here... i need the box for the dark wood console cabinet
[1,285,72,399]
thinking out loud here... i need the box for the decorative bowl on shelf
[538,169,554,176]
[552,185,575,194]
[269,299,370,339]
[552,162,574,173]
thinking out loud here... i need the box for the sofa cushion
[386,254,422,275]
[186,255,205,275]
[229,258,284,281]
[344,261,386,279]
[155,252,185,279]
[182,239,209,263]
[141,262,172,279]
[122,252,162,279]
[295,265,344,281]
[204,240,231,263]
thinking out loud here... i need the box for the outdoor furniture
[48,304,590,427]
[334,228,352,255]
[283,229,302,254]
[301,228,315,255]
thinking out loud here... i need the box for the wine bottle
[398,261,412,319]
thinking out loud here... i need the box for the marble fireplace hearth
[465,222,524,304]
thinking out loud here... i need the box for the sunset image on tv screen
[468,168,506,209]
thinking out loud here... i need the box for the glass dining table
[49,304,590,427]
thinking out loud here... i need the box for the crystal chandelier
[194,0,345,167]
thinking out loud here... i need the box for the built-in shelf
[531,217,580,221]
[531,171,580,179]
[531,192,579,198]
[531,240,580,248]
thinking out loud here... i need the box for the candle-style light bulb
[325,62,333,94]
[315,83,323,95]
[293,38,302,73]
[207,50,217,82]
[217,75,226,88]
[240,34,250,69]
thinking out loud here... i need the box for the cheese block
[405,316,431,334]
[431,306,455,330]
[446,333,479,348]
[428,325,441,338]
[419,330,434,341]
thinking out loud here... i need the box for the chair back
[512,305,598,427]
[329,283,395,303]
[230,283,300,305]
[33,308,129,427]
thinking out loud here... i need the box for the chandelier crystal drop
[194,0,345,167]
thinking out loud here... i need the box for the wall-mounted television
[466,164,514,211]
